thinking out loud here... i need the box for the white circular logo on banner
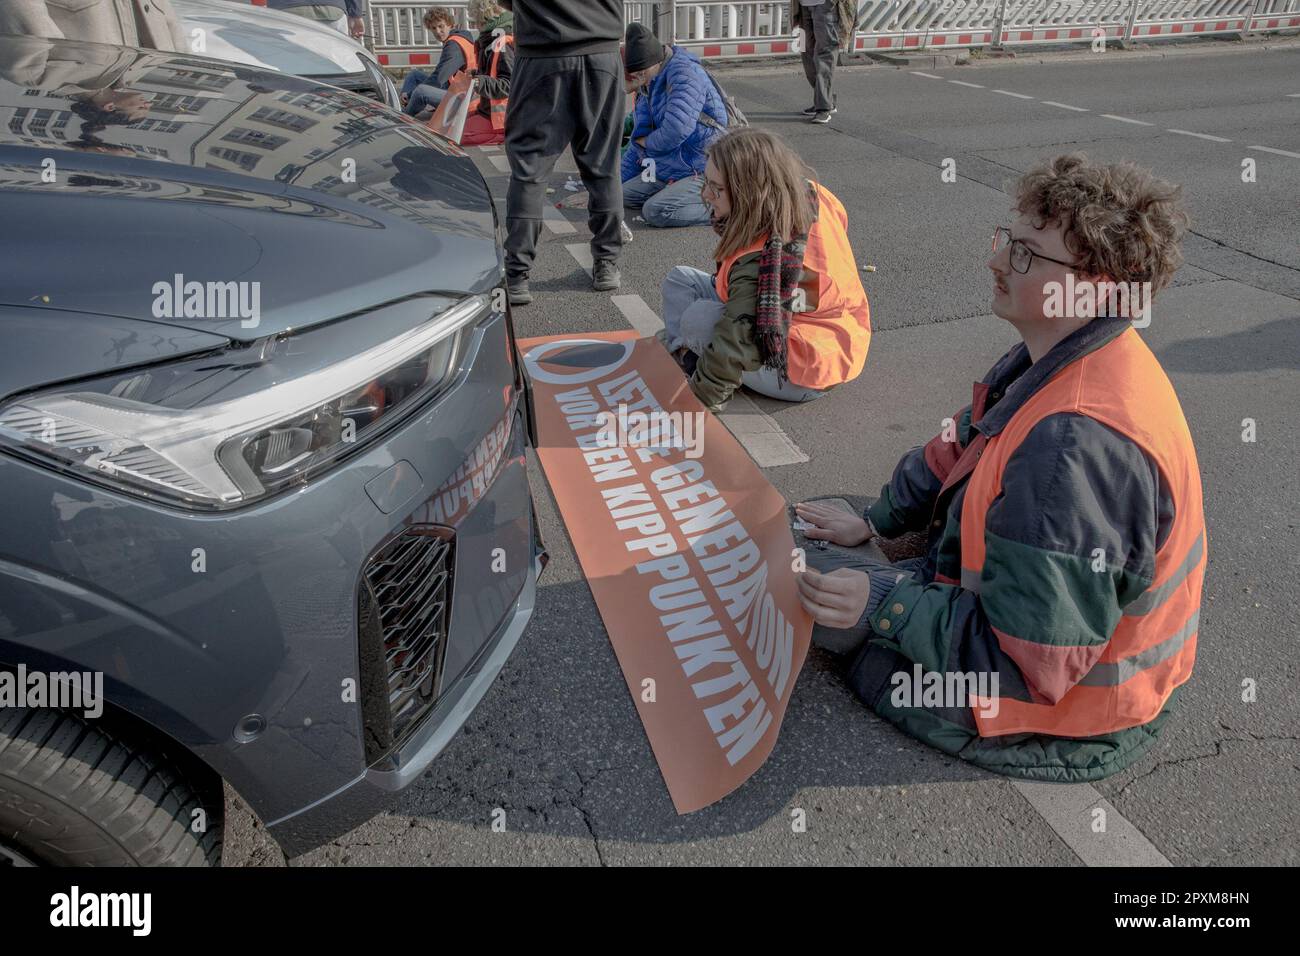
[523,338,635,385]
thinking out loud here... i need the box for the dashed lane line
[611,294,664,337]
[487,153,511,173]
[1167,129,1233,142]
[911,71,944,80]
[1041,100,1089,111]
[992,89,1035,99]
[1248,144,1300,159]
[948,80,985,88]
[1011,781,1172,867]
[1099,113,1154,125]
[564,242,595,275]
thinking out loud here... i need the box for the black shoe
[810,111,832,124]
[592,258,620,291]
[507,275,532,306]
[802,97,837,116]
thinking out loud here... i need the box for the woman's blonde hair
[467,0,504,26]
[706,128,816,261]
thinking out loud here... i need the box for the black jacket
[472,27,514,119]
[502,0,623,57]
[432,29,475,89]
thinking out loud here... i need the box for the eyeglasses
[699,177,726,200]
[992,227,1081,275]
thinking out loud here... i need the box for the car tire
[0,707,221,866]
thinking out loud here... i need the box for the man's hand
[348,16,366,39]
[797,568,872,629]
[795,501,873,547]
[635,136,647,148]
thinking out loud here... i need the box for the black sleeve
[432,43,466,88]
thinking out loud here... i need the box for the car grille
[358,525,454,765]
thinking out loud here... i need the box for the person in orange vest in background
[402,7,478,117]
[796,153,1205,783]
[658,127,871,412]
[456,0,514,147]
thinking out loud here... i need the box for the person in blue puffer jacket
[620,22,727,228]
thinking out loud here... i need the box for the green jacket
[854,316,1192,783]
[689,252,762,412]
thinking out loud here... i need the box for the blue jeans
[623,174,711,228]
[400,70,429,102]
[405,83,447,117]
[660,265,828,403]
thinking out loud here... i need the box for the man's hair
[467,0,504,25]
[423,7,456,29]
[1011,153,1191,295]
[706,128,815,261]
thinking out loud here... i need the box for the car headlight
[0,294,489,511]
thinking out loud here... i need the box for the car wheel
[0,707,221,866]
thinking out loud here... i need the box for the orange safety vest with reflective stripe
[464,34,511,131]
[962,326,1206,738]
[713,182,871,390]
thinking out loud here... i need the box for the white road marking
[1012,781,1171,867]
[479,144,501,152]
[611,294,664,336]
[564,242,594,276]
[948,80,984,88]
[1100,113,1153,126]
[488,153,511,173]
[543,203,576,235]
[1248,144,1300,159]
[717,393,810,467]
[993,89,1034,99]
[1167,128,1232,142]
[911,71,944,79]
[1041,100,1089,111]
[1286,93,1300,98]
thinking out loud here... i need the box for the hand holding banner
[426,71,475,144]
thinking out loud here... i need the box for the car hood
[172,0,371,76]
[0,35,498,342]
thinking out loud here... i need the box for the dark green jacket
[854,316,1185,782]
[689,252,761,412]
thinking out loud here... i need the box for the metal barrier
[366,0,1300,64]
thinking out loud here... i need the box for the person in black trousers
[500,0,626,305]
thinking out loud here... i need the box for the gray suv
[0,35,544,865]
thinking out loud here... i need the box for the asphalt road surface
[227,37,1300,867]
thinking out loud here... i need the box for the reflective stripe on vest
[713,182,870,390]
[464,34,510,129]
[963,327,1206,738]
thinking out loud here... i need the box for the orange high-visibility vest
[445,33,479,74]
[963,326,1206,738]
[464,34,511,131]
[714,182,871,389]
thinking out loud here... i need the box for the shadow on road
[1159,316,1300,373]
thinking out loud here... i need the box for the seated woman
[457,0,513,147]
[659,127,871,412]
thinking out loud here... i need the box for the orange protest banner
[520,332,813,813]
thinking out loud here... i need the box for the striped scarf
[755,183,819,383]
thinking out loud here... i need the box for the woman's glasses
[699,177,726,200]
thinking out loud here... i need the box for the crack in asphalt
[1111,732,1300,799]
